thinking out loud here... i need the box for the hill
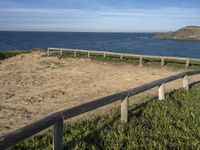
[154,26,200,41]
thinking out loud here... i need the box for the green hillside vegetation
[53,51,200,70]
[0,49,44,60]
[1,49,200,69]
[154,26,200,41]
[12,84,200,150]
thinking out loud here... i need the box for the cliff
[154,26,200,41]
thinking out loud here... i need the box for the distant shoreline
[0,30,159,34]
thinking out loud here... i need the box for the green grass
[11,84,200,150]
[50,51,200,70]
[1,49,200,70]
[0,48,44,60]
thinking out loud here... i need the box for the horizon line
[0,30,165,33]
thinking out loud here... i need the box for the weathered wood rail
[47,47,200,68]
[0,70,200,150]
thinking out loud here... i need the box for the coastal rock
[154,26,200,41]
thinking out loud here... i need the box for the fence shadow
[62,81,200,149]
[62,90,179,149]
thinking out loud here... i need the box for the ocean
[0,31,200,58]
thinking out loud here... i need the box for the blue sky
[0,0,200,32]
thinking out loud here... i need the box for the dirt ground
[0,51,199,135]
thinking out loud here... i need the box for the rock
[51,62,55,66]
[17,55,24,60]
[50,62,56,68]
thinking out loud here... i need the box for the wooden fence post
[161,58,165,66]
[60,50,62,56]
[120,55,123,59]
[186,59,190,68]
[139,56,143,66]
[88,52,90,58]
[103,53,106,58]
[121,96,129,123]
[53,119,63,150]
[182,75,189,90]
[158,83,165,100]
[74,50,76,58]
[47,48,50,56]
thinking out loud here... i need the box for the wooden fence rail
[47,48,200,68]
[0,70,200,150]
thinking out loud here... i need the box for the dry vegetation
[0,51,199,136]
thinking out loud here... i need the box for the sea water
[0,31,200,58]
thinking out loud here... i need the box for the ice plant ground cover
[12,84,200,150]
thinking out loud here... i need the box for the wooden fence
[47,48,200,68]
[0,70,200,150]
